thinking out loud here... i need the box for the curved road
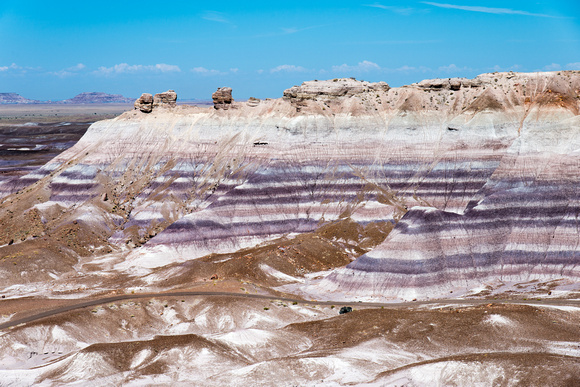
[1,291,579,331]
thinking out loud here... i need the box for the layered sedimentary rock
[134,93,154,112]
[212,87,233,109]
[1,72,580,299]
[283,78,390,101]
[153,89,177,108]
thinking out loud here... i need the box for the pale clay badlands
[0,71,580,385]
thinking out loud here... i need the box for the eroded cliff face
[0,72,580,300]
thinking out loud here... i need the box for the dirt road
[1,291,579,330]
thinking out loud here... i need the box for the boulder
[247,97,260,107]
[339,306,352,314]
[153,90,177,108]
[368,81,391,92]
[134,93,154,113]
[212,87,233,109]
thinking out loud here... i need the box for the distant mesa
[0,91,134,104]
[59,92,134,104]
[0,92,40,104]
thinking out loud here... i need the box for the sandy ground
[0,105,131,188]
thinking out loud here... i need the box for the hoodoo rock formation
[134,90,177,113]
[153,89,177,108]
[212,86,233,109]
[1,71,580,300]
[134,92,154,112]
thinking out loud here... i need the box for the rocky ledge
[283,78,390,102]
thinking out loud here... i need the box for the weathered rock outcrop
[413,77,483,90]
[212,87,233,109]
[247,97,260,107]
[134,90,177,113]
[283,78,390,102]
[134,93,154,113]
[153,90,177,108]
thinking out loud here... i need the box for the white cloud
[154,63,181,72]
[543,63,561,71]
[332,60,381,73]
[565,62,580,70]
[364,3,417,15]
[421,2,556,18]
[489,64,523,72]
[438,64,472,73]
[96,63,181,75]
[282,27,300,34]
[0,63,21,72]
[191,67,233,76]
[270,64,307,73]
[50,63,87,77]
[202,11,230,24]
[389,65,432,73]
[68,63,86,71]
[396,65,416,71]
[280,25,323,34]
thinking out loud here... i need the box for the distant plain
[0,104,133,124]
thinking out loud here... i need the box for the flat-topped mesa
[0,92,40,104]
[61,92,134,104]
[212,87,233,109]
[283,78,390,102]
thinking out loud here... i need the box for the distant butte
[0,92,40,104]
[0,91,134,104]
[58,92,134,104]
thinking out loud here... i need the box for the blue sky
[0,1,579,100]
